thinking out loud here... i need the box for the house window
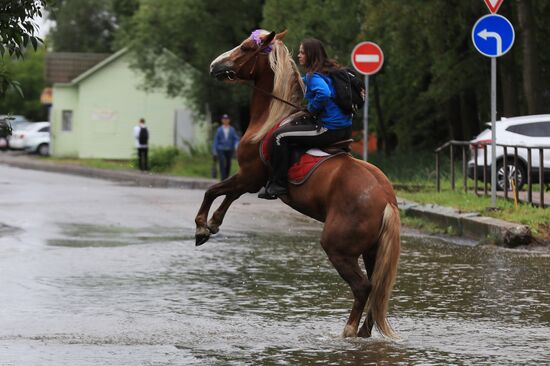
[62,110,73,131]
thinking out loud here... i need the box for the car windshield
[12,121,30,130]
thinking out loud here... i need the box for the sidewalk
[0,153,534,247]
[0,154,216,190]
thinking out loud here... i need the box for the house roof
[70,48,128,84]
[53,48,129,87]
[45,52,111,83]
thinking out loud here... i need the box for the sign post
[351,41,384,161]
[472,12,514,208]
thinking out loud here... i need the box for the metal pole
[491,57,497,208]
[363,75,369,161]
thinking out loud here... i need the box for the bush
[134,146,180,172]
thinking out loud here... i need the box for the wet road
[0,165,549,365]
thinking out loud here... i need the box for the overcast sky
[34,11,54,38]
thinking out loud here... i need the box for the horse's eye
[240,45,252,52]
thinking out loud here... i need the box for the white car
[8,122,50,156]
[468,115,550,190]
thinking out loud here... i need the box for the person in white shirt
[133,118,149,171]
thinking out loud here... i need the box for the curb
[398,198,532,247]
[0,155,217,190]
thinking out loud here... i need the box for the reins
[224,43,304,112]
[245,82,303,111]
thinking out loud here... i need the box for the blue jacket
[212,125,240,154]
[303,72,352,130]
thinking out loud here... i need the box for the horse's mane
[251,35,304,142]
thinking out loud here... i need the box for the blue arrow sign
[472,14,515,57]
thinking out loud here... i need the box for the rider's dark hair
[301,38,340,74]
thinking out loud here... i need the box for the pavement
[0,152,538,247]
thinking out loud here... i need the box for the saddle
[260,114,352,185]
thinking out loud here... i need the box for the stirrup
[258,186,278,200]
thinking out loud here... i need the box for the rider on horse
[260,38,353,199]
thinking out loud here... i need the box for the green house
[50,49,205,159]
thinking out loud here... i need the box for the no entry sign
[351,42,384,76]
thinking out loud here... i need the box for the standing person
[133,118,149,171]
[260,38,353,199]
[212,114,240,180]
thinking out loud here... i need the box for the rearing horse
[196,30,400,338]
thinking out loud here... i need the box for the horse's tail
[366,203,401,338]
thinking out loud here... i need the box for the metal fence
[435,140,549,208]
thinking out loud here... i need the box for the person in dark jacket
[260,38,352,199]
[133,118,149,171]
[212,114,240,180]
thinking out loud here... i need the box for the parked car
[0,115,30,150]
[8,122,50,156]
[468,115,550,190]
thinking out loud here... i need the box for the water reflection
[0,223,549,365]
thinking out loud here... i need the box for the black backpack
[138,127,149,145]
[328,68,365,115]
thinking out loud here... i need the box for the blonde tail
[366,203,401,338]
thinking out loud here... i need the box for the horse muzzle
[210,63,237,81]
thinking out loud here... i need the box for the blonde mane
[251,38,304,142]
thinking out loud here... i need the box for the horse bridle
[224,43,304,111]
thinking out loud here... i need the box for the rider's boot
[266,180,287,197]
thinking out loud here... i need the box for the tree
[120,0,550,152]
[118,0,264,130]
[47,0,139,52]
[0,0,45,97]
[516,0,543,114]
[0,47,47,121]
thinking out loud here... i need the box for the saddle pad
[288,152,346,185]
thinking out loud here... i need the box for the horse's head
[211,29,303,142]
[210,30,287,81]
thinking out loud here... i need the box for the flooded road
[1,165,549,365]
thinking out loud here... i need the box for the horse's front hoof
[195,227,211,246]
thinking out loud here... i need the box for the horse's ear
[263,31,276,46]
[275,30,288,41]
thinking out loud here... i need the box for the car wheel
[496,159,526,191]
[37,143,49,156]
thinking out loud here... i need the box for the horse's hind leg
[326,252,372,338]
[357,250,376,337]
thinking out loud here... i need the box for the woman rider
[260,37,353,199]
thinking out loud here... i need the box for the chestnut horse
[196,30,400,338]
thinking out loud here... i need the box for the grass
[398,189,549,235]
[44,147,238,179]
[369,150,549,239]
